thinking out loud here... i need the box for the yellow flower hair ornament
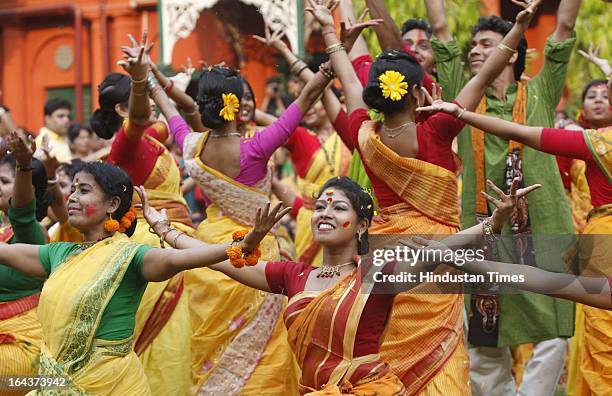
[378,70,408,101]
[219,93,240,121]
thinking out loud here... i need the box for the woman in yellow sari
[306,0,541,392]
[139,173,536,395]
[157,58,332,393]
[0,160,287,395]
[90,36,195,395]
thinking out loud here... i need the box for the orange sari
[357,122,469,395]
[286,269,406,395]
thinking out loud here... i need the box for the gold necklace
[381,120,416,139]
[316,134,338,174]
[316,260,356,278]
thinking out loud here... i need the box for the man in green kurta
[425,0,582,395]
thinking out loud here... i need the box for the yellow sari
[182,132,299,395]
[567,126,612,396]
[294,133,350,266]
[32,235,149,395]
[129,135,193,396]
[358,122,469,395]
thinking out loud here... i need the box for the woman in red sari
[137,173,536,395]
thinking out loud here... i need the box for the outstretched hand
[416,84,461,117]
[305,0,338,27]
[253,26,291,53]
[135,186,170,235]
[6,130,35,165]
[118,32,154,81]
[242,202,292,252]
[485,177,541,232]
[340,8,383,53]
[512,0,543,28]
[578,44,612,77]
[37,134,62,179]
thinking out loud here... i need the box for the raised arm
[424,0,453,42]
[37,136,69,224]
[417,100,543,148]
[136,187,289,291]
[307,0,368,114]
[6,131,36,209]
[150,60,206,132]
[253,28,344,123]
[118,33,154,126]
[364,0,402,50]
[552,0,582,42]
[339,0,373,60]
[455,0,542,111]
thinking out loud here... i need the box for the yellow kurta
[183,132,299,395]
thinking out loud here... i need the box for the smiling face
[469,30,505,75]
[311,189,364,249]
[402,28,434,74]
[582,83,612,128]
[0,163,15,213]
[239,82,255,123]
[67,171,119,231]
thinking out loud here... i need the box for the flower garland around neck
[219,93,240,121]
[379,70,408,101]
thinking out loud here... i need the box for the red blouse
[265,260,395,357]
[107,121,169,186]
[338,108,464,208]
[541,128,611,207]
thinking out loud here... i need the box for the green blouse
[38,242,153,341]
[0,200,47,302]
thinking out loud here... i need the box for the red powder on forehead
[417,30,426,43]
[84,205,97,217]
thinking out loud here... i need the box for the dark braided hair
[318,177,375,255]
[80,162,137,236]
[196,66,244,129]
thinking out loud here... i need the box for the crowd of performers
[0,0,610,394]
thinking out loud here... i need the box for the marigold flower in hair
[219,93,240,121]
[378,70,408,101]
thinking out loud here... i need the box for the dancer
[0,161,287,395]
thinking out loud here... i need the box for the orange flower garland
[227,229,261,268]
[105,207,138,234]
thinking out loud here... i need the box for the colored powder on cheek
[84,205,97,217]
[342,221,351,229]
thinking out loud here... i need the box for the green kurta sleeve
[430,36,468,101]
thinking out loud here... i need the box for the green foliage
[352,0,612,110]
[566,0,611,110]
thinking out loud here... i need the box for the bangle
[482,218,498,243]
[47,176,58,186]
[163,79,174,94]
[318,63,336,79]
[497,43,517,55]
[295,65,309,76]
[322,26,337,36]
[290,60,308,75]
[325,43,345,55]
[160,226,177,249]
[131,76,148,84]
[171,230,185,248]
[288,58,301,69]
[16,164,33,172]
[148,219,170,236]
[456,107,466,120]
